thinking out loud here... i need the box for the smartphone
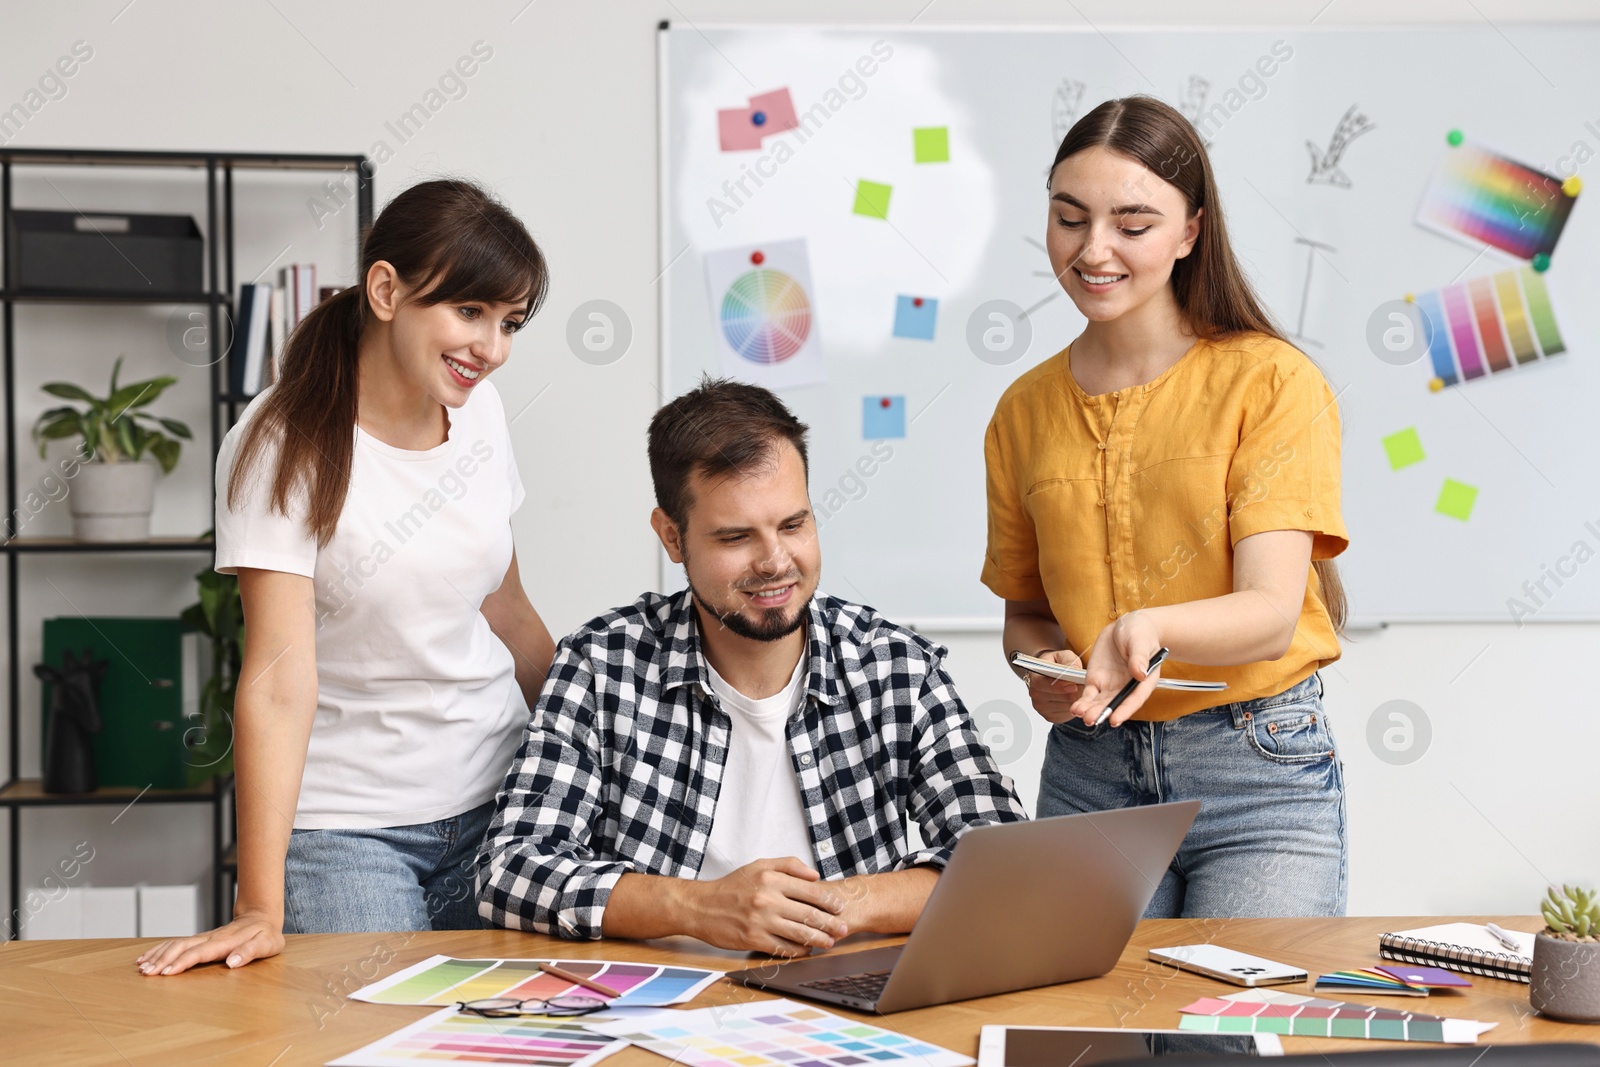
[1147,944,1308,987]
[1009,651,1228,692]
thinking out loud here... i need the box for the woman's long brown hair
[227,179,549,546]
[1051,95,1348,632]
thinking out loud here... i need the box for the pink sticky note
[717,107,766,151]
[748,88,799,133]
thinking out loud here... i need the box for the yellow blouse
[981,332,1348,721]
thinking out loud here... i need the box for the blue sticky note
[863,395,906,439]
[892,295,938,340]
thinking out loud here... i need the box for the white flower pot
[69,461,158,541]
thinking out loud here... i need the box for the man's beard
[687,572,810,643]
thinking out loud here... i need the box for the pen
[1484,923,1524,952]
[539,961,622,998]
[1094,647,1170,727]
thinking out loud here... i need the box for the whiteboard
[660,23,1600,626]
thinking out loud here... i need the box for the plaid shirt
[476,588,1027,939]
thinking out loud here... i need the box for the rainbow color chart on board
[349,956,722,1008]
[1407,266,1566,390]
[721,268,813,365]
[329,1008,625,1067]
[588,999,973,1067]
[1415,136,1580,262]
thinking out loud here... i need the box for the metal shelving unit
[0,147,372,937]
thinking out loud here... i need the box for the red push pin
[880,397,892,408]
[750,250,765,265]
[912,297,923,307]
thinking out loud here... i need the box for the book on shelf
[232,265,334,397]
[268,282,287,387]
[229,282,271,397]
[283,263,317,330]
[1378,922,1536,983]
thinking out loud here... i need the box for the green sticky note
[853,179,893,219]
[1382,427,1425,471]
[1435,478,1479,521]
[913,126,949,163]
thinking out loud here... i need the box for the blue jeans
[283,801,493,933]
[1038,673,1347,918]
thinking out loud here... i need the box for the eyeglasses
[456,996,609,1018]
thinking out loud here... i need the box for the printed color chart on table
[330,1008,626,1067]
[1178,989,1495,1045]
[1406,266,1566,389]
[588,998,974,1067]
[349,956,722,1008]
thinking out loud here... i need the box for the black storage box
[7,208,204,296]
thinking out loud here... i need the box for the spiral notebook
[1378,923,1536,983]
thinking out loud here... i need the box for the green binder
[40,617,195,790]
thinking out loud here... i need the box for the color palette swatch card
[1179,989,1495,1044]
[1375,964,1473,989]
[1416,136,1580,262]
[349,956,723,1008]
[1314,969,1432,996]
[1406,266,1565,389]
[327,1008,626,1067]
[587,998,974,1067]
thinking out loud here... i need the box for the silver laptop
[727,801,1199,1014]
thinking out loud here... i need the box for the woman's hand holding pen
[1071,611,1165,727]
[1021,648,1083,722]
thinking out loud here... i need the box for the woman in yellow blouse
[983,95,1350,918]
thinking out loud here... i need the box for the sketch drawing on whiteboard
[1290,236,1337,349]
[1178,76,1211,142]
[1307,105,1376,187]
[1051,78,1087,146]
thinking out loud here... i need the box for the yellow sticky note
[1435,478,1478,521]
[913,126,949,163]
[1382,427,1425,471]
[852,179,892,219]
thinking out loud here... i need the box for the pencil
[539,961,622,998]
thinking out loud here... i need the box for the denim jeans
[283,801,493,933]
[1038,672,1347,918]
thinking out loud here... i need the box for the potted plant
[31,356,192,541]
[1531,884,1600,1022]
[179,554,240,785]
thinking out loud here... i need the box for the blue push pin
[751,110,767,127]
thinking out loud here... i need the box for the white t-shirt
[214,381,526,830]
[697,654,817,880]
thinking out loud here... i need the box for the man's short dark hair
[648,376,810,531]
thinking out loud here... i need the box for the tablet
[977,1025,1283,1064]
[1010,652,1229,692]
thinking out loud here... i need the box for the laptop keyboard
[797,970,893,1001]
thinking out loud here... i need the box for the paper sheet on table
[327,1007,626,1067]
[348,955,722,1007]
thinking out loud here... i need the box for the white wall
[2,0,1595,931]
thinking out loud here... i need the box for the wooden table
[2,916,1594,1065]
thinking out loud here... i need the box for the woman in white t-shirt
[137,179,556,976]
